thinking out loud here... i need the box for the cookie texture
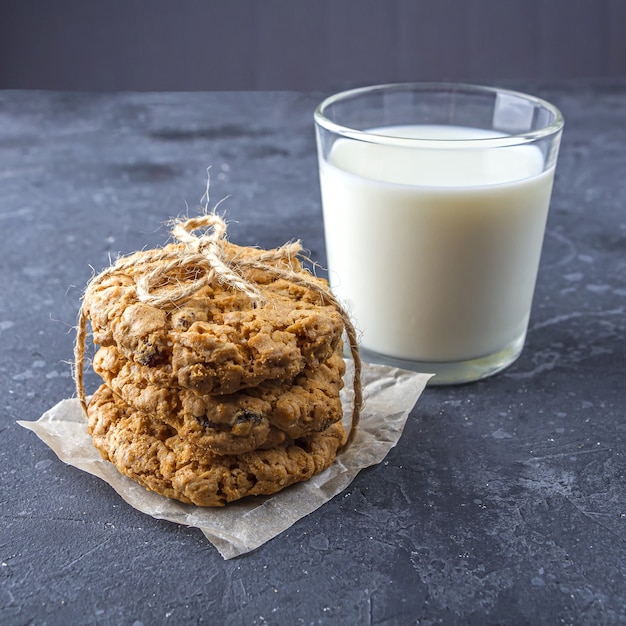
[93,343,346,455]
[78,222,352,507]
[87,385,345,507]
[83,242,344,395]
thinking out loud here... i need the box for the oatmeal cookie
[83,242,343,395]
[87,384,345,507]
[92,343,345,455]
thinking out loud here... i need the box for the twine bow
[74,214,362,452]
[130,215,303,308]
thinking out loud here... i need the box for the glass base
[359,333,526,386]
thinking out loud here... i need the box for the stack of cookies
[80,235,349,507]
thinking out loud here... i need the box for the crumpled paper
[18,361,431,559]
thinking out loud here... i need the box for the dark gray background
[1,84,626,626]
[1,0,625,92]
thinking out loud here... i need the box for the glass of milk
[314,83,563,385]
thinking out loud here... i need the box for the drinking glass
[314,82,563,385]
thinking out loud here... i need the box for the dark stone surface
[1,84,625,625]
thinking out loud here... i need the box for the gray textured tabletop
[1,83,625,625]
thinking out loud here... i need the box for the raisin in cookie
[87,384,345,507]
[92,343,345,455]
[83,242,343,395]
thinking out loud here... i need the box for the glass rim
[314,82,564,149]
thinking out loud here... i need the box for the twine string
[74,214,361,452]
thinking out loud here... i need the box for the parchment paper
[18,361,431,559]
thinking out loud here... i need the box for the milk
[319,125,555,363]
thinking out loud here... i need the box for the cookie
[92,343,346,455]
[83,242,343,395]
[87,384,345,507]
